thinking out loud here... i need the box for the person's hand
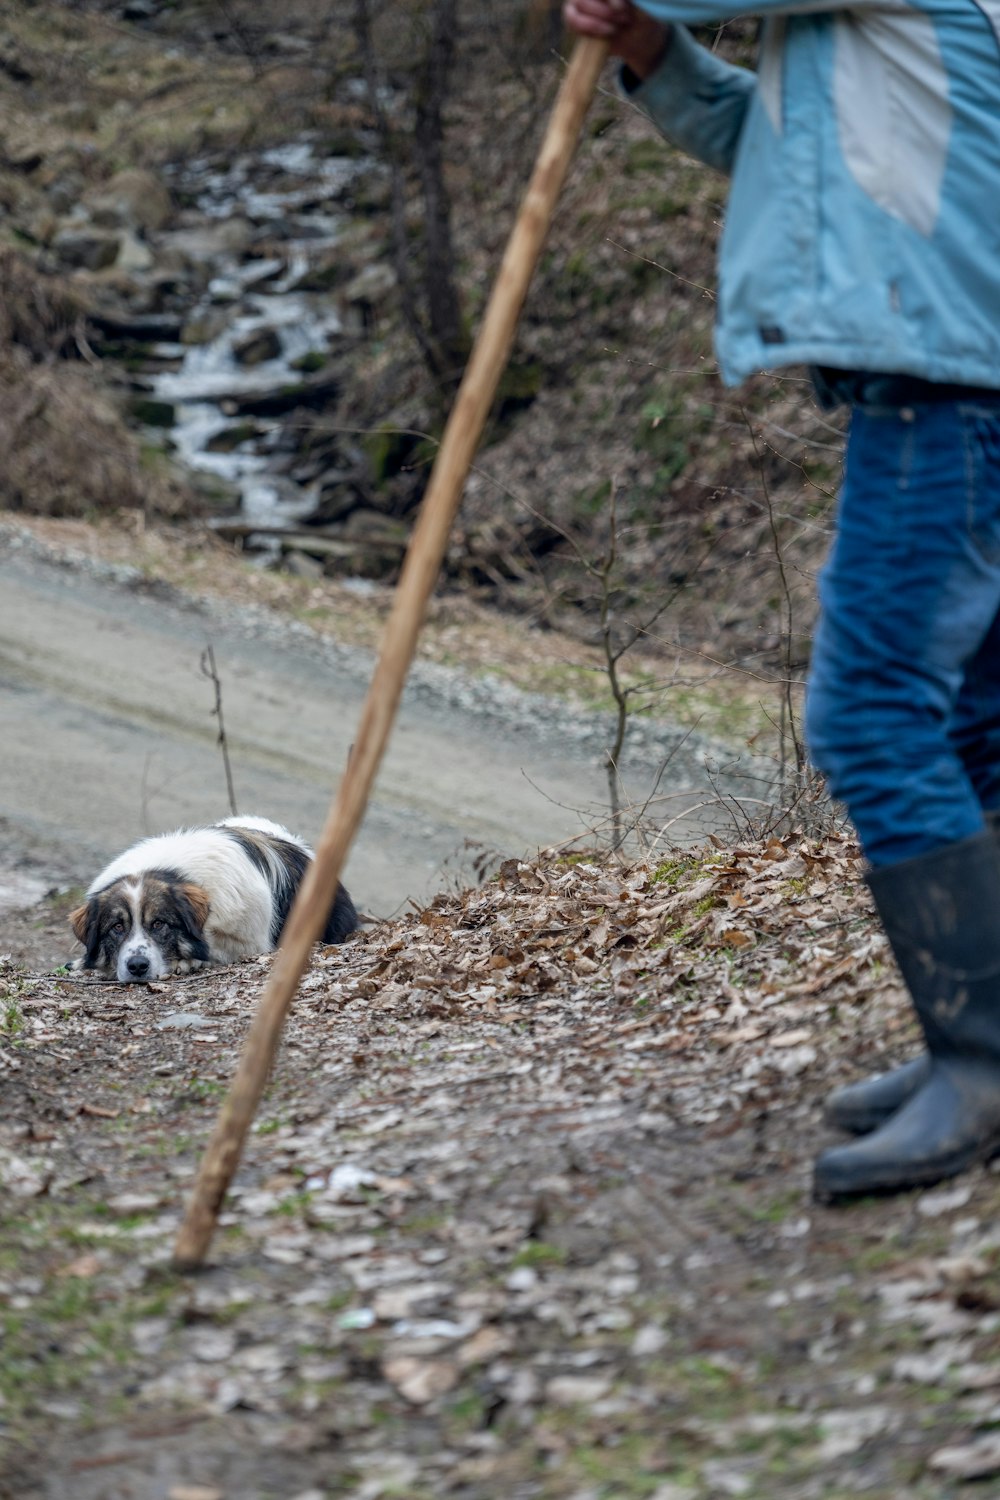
[563,0,670,79]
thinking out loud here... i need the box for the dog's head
[70,870,211,983]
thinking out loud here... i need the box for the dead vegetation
[0,0,843,682]
[4,835,1000,1497]
[0,251,192,517]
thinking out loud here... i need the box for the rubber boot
[824,809,1000,1135]
[814,831,1000,1200]
[823,1053,929,1134]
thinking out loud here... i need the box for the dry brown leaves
[313,828,906,1129]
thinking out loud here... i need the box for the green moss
[289,350,328,374]
[510,1241,566,1268]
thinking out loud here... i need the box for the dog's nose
[126,953,151,980]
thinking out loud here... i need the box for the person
[563,0,1000,1198]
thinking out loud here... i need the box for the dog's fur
[71,816,357,982]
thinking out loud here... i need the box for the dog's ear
[179,883,210,931]
[70,900,104,969]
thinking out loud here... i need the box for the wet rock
[52,226,121,272]
[116,230,155,274]
[122,0,161,22]
[88,310,184,343]
[233,326,282,366]
[220,370,341,418]
[182,308,233,346]
[129,396,176,428]
[205,421,265,453]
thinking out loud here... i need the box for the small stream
[146,140,371,528]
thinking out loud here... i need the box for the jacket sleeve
[625,23,755,176]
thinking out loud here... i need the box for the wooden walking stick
[172,35,610,1271]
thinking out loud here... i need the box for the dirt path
[3,835,999,1499]
[0,537,716,963]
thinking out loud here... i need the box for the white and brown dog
[71,816,357,982]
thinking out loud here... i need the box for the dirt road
[0,538,714,929]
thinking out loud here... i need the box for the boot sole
[814,1138,1000,1203]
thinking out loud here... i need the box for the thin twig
[200,644,238,817]
[742,409,806,782]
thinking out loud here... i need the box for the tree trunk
[412,0,469,388]
[353,0,469,395]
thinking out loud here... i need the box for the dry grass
[0,352,189,518]
[0,250,192,518]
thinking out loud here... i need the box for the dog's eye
[110,920,126,936]
[150,919,169,935]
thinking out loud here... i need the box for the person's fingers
[564,0,632,37]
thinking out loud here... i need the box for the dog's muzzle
[116,939,164,984]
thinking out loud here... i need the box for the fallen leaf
[929,1433,1000,1479]
[382,1356,459,1405]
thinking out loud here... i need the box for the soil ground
[4,729,1000,1499]
[0,520,720,929]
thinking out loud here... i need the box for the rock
[632,1323,669,1358]
[43,167,86,216]
[339,261,396,311]
[220,370,341,418]
[289,222,381,294]
[84,169,173,233]
[341,509,409,547]
[129,397,176,428]
[51,227,121,272]
[545,1374,612,1405]
[158,218,253,268]
[205,422,264,453]
[182,308,233,347]
[282,551,324,580]
[301,472,368,525]
[123,0,161,21]
[88,310,184,343]
[0,42,34,84]
[115,230,155,274]
[372,1281,453,1320]
[3,143,43,173]
[233,327,282,366]
[917,1183,974,1217]
[817,1407,897,1460]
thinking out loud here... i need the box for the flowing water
[150,141,367,525]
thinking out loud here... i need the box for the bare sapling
[200,643,238,818]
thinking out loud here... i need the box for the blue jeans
[806,398,1000,867]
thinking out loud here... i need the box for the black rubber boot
[823,809,1000,1135]
[823,1054,929,1134]
[814,831,1000,1200]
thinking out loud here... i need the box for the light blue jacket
[630,1,1000,387]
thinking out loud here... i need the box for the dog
[70,816,357,982]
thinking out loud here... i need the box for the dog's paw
[172,957,212,975]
